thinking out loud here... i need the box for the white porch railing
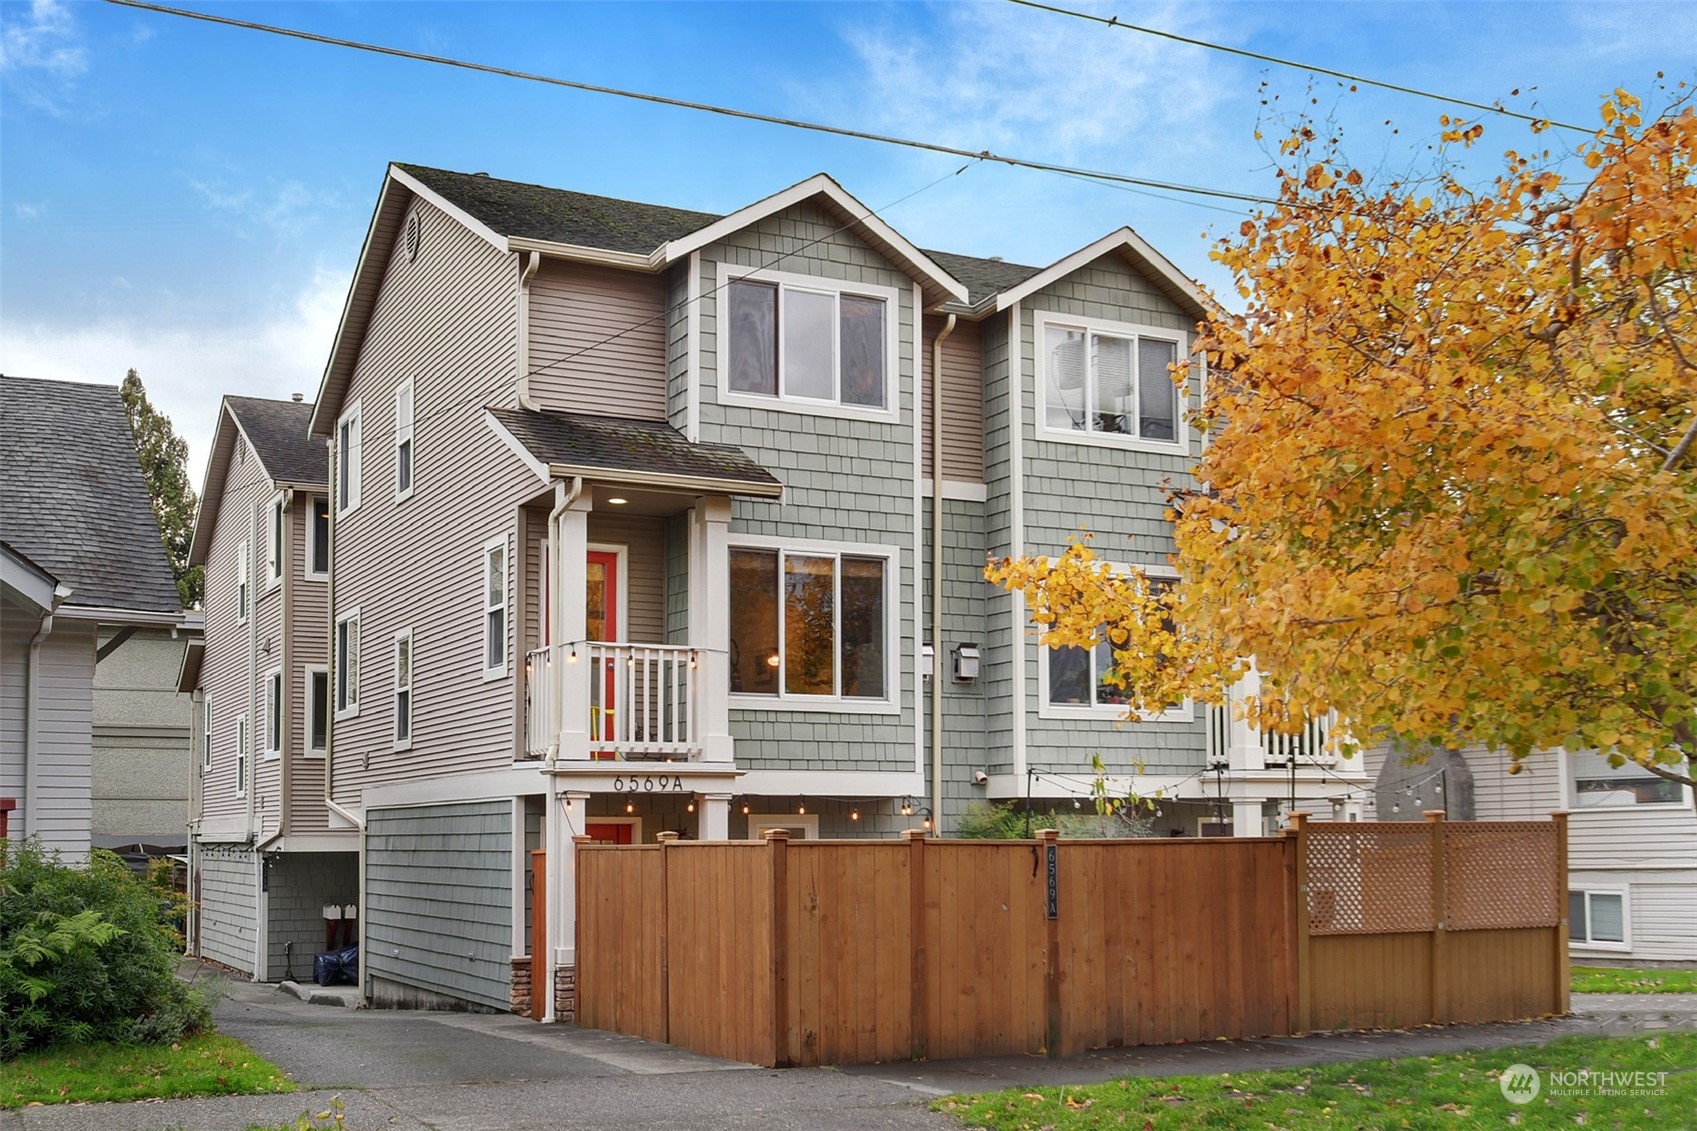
[1207,703,1339,767]
[526,642,704,761]
[525,646,557,759]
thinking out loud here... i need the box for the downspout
[930,314,957,831]
[516,252,543,411]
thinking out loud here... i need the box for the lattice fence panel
[1306,824,1434,935]
[1445,821,1558,930]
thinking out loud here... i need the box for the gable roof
[922,249,1044,309]
[190,396,327,567]
[0,375,183,616]
[988,227,1212,321]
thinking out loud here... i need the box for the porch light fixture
[688,651,699,669]
[797,802,806,815]
[741,802,751,816]
[567,645,579,663]
[850,808,860,822]
[765,652,780,668]
[606,497,628,506]
[687,801,696,813]
[626,801,635,814]
[900,797,914,816]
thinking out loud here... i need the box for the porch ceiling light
[606,496,628,506]
[765,653,780,668]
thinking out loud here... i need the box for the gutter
[516,252,543,411]
[545,463,784,500]
[930,314,957,831]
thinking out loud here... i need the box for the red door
[587,551,619,749]
[584,822,634,845]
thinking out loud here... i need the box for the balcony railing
[1207,704,1339,767]
[526,642,704,762]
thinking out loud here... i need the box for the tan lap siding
[288,493,330,832]
[922,316,985,483]
[528,261,667,420]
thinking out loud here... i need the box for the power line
[105,0,1280,208]
[1004,0,1592,136]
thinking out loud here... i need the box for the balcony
[1206,702,1340,769]
[526,642,708,762]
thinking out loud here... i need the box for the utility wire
[105,0,1279,208]
[1005,0,1592,136]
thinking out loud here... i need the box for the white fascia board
[188,402,240,566]
[657,173,969,304]
[482,412,553,484]
[506,236,656,272]
[548,464,784,500]
[360,766,549,810]
[309,175,402,438]
[388,165,509,254]
[1,546,61,611]
[993,228,1211,320]
[55,606,186,627]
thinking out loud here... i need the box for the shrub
[0,841,210,1059]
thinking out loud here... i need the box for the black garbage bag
[313,945,359,986]
[313,951,338,986]
[333,944,359,985]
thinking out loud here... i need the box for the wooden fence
[576,812,1567,1067]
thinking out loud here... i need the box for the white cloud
[0,0,88,113]
[188,177,343,240]
[0,266,348,491]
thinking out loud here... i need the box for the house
[1,375,188,862]
[191,164,1367,1015]
[1365,742,1697,964]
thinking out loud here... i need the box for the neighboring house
[183,395,350,980]
[1365,743,1697,964]
[91,620,201,860]
[194,164,1366,1014]
[0,375,187,862]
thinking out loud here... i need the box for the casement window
[265,495,284,587]
[201,695,212,772]
[1040,569,1189,721]
[336,606,361,717]
[1036,312,1187,451]
[235,713,249,799]
[483,539,508,677]
[394,378,415,501]
[1569,888,1628,948]
[718,265,899,417]
[237,540,250,624]
[308,496,330,578]
[337,402,362,515]
[727,540,897,710]
[262,668,282,758]
[1569,750,1685,806]
[393,628,413,748]
[306,665,328,756]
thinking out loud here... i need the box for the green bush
[0,841,210,1059]
[953,801,1157,839]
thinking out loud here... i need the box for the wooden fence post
[656,831,678,1044]
[765,829,791,1068]
[901,829,928,1061]
[1037,828,1061,1056]
[1287,812,1310,1034]
[1425,811,1448,1025]
[1552,811,1570,1016]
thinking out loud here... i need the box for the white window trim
[394,377,415,503]
[265,494,285,589]
[306,495,330,580]
[336,605,362,719]
[393,627,414,751]
[235,712,249,799]
[304,664,328,758]
[714,262,902,424]
[726,534,901,716]
[1569,886,1631,952]
[746,814,821,841]
[262,667,283,760]
[201,694,212,773]
[483,536,510,681]
[337,401,363,517]
[236,538,250,625]
[1035,561,1193,723]
[1032,309,1192,456]
[1566,752,1692,809]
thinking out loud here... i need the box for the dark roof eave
[546,463,784,500]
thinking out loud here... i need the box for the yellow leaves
[1304,164,1335,191]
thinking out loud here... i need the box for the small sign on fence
[1045,842,1058,920]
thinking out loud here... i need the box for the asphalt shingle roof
[488,407,782,494]
[226,396,327,486]
[0,375,182,614]
[921,249,1043,307]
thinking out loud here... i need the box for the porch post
[693,495,734,763]
[557,498,593,761]
[1232,801,1265,838]
[545,788,590,1024]
[699,792,732,841]
[1230,666,1266,771]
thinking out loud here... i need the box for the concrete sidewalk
[4,977,1692,1131]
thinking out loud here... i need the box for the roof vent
[404,212,422,261]
[988,256,1003,262]
[473,171,490,177]
[291,393,304,403]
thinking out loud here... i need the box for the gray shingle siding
[264,852,359,982]
[365,801,513,1012]
[196,844,256,974]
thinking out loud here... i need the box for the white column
[557,499,592,761]
[1230,666,1266,771]
[693,495,734,763]
[699,792,731,841]
[544,787,589,1023]
[1232,801,1265,838]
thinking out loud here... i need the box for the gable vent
[404,212,422,262]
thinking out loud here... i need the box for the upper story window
[1570,751,1685,806]
[727,538,897,712]
[394,378,415,501]
[201,695,212,773]
[306,666,328,756]
[237,539,250,624]
[235,712,249,799]
[336,606,361,718]
[483,539,508,678]
[308,496,330,578]
[718,265,899,419]
[265,495,284,588]
[263,668,282,758]
[337,402,363,516]
[1039,567,1189,722]
[393,628,413,748]
[1036,312,1188,453]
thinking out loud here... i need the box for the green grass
[0,1033,295,1109]
[935,1032,1696,1130]
[1573,966,1697,994]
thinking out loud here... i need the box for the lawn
[1573,966,1697,994]
[0,1033,295,1109]
[936,1032,1696,1130]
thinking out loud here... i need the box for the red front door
[587,551,619,748]
[584,822,634,845]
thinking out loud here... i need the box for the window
[306,666,328,755]
[1041,570,1188,720]
[201,695,212,772]
[1569,889,1628,948]
[394,378,414,500]
[719,266,898,415]
[483,539,508,677]
[308,496,330,577]
[1036,313,1186,450]
[236,539,250,623]
[727,542,893,706]
[1570,750,1685,806]
[337,402,362,515]
[235,713,249,798]
[265,495,284,587]
[336,607,361,717]
[263,668,282,758]
[393,628,413,748]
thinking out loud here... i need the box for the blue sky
[2,0,1691,485]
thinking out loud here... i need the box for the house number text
[611,775,687,793]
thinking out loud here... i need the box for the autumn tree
[990,92,1697,790]
[120,369,202,608]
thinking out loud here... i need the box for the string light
[797,803,806,815]
[850,808,860,822]
[686,801,696,814]
[625,801,635,814]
